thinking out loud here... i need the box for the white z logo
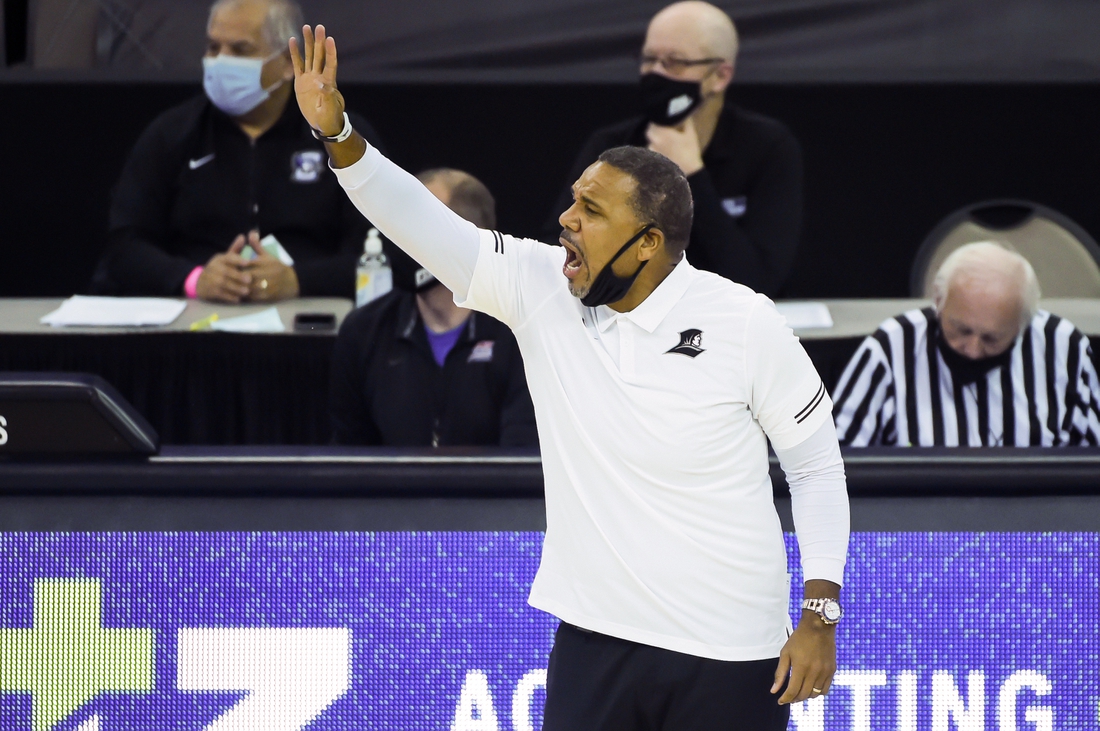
[0,415,7,446]
[177,627,351,730]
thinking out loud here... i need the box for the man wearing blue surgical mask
[543,1,803,299]
[98,0,386,302]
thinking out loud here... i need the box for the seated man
[542,1,802,297]
[834,242,1100,446]
[100,0,385,302]
[329,169,538,447]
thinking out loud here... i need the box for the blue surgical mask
[202,52,284,117]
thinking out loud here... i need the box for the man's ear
[638,227,665,261]
[710,62,735,94]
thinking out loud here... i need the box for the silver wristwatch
[802,597,843,625]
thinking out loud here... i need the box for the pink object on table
[184,266,204,299]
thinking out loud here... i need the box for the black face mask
[580,224,654,308]
[640,73,702,127]
[935,329,1014,385]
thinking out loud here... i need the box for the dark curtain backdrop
[23,0,1100,82]
[1,82,1097,300]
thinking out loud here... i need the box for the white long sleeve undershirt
[334,142,850,587]
[333,142,481,299]
[774,418,851,585]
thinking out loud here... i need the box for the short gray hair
[208,0,303,53]
[416,168,497,230]
[931,241,1041,330]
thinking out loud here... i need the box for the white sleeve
[774,419,850,586]
[332,143,480,299]
[452,229,563,329]
[745,296,832,450]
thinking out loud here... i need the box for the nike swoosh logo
[188,154,215,170]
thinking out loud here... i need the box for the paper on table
[209,307,286,333]
[775,301,834,330]
[40,296,187,327]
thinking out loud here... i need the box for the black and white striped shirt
[833,308,1100,446]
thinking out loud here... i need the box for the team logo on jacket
[291,151,325,183]
[665,329,705,358]
[722,196,747,217]
[468,340,495,363]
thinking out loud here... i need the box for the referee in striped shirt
[834,242,1100,446]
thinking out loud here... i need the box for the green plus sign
[0,578,154,731]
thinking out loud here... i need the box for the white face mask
[202,51,284,117]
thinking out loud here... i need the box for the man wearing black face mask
[542,1,803,298]
[834,242,1100,447]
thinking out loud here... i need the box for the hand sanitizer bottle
[356,228,392,307]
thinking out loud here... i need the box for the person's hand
[195,235,252,303]
[646,117,705,176]
[243,230,299,302]
[289,25,345,136]
[771,613,837,705]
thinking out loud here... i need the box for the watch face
[822,600,842,622]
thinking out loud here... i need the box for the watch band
[311,112,353,144]
[802,597,843,625]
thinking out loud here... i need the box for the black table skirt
[0,331,889,445]
[0,333,335,445]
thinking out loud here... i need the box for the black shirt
[329,289,538,447]
[544,103,803,297]
[105,94,385,298]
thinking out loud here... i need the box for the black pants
[542,623,790,731]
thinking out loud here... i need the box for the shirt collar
[593,257,694,334]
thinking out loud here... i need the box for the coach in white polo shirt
[291,26,849,730]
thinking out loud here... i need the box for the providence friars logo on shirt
[665,329,705,358]
[291,151,325,183]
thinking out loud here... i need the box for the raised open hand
[289,25,345,136]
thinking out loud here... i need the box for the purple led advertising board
[0,532,1095,730]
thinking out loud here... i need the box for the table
[0,298,353,334]
[0,298,352,445]
[1,297,1096,445]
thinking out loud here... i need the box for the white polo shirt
[333,145,842,662]
[458,230,833,661]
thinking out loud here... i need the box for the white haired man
[834,242,1100,446]
[100,0,386,302]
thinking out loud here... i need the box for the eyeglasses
[639,55,725,74]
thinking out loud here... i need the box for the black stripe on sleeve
[870,408,884,444]
[1001,360,1016,446]
[897,315,920,445]
[796,382,826,423]
[1044,315,1063,445]
[1021,325,1041,445]
[841,363,888,445]
[873,329,894,370]
[953,378,969,446]
[882,384,897,445]
[1062,328,1084,436]
[976,377,990,446]
[832,348,871,418]
[492,231,504,254]
[922,310,945,445]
